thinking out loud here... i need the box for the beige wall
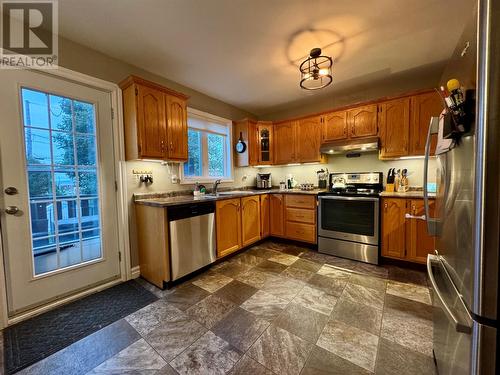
[258,153,437,188]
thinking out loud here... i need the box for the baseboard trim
[131,266,141,279]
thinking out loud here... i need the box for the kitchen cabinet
[284,194,317,243]
[256,121,274,165]
[381,198,407,259]
[119,76,189,161]
[381,197,436,263]
[406,199,436,263]
[322,110,348,142]
[348,104,378,138]
[410,91,443,156]
[273,121,297,164]
[166,95,188,160]
[233,118,258,167]
[270,194,285,236]
[260,194,270,238]
[241,195,261,247]
[216,198,242,258]
[379,97,411,159]
[297,116,322,163]
[135,204,170,288]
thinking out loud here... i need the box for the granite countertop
[379,190,436,198]
[134,188,327,208]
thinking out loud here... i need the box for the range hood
[320,137,379,155]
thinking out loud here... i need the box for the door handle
[4,206,20,215]
[4,187,18,195]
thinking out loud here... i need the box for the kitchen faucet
[213,179,221,195]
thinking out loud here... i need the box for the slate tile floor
[16,241,436,374]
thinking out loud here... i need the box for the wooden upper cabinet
[322,111,347,142]
[256,122,274,165]
[166,95,188,160]
[260,194,270,238]
[379,97,410,159]
[410,92,443,156]
[119,76,188,161]
[297,116,322,162]
[274,121,297,164]
[241,196,261,247]
[270,194,285,236]
[381,198,407,259]
[233,119,258,167]
[348,104,378,138]
[216,198,242,258]
[136,85,166,159]
[407,199,436,263]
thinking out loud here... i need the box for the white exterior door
[0,69,121,316]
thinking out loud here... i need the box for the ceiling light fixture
[299,48,333,90]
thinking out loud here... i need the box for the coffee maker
[256,173,272,189]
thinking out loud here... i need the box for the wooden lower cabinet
[135,205,170,288]
[407,199,436,263]
[381,198,407,258]
[260,194,270,238]
[284,194,317,244]
[241,196,261,246]
[216,198,242,258]
[381,197,436,263]
[270,194,285,236]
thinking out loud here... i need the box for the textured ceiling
[58,0,474,115]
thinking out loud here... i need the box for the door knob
[4,187,18,195]
[4,206,19,215]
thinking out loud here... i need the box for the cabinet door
[248,120,259,166]
[379,98,410,158]
[257,123,274,165]
[270,194,285,236]
[166,95,188,160]
[136,84,166,159]
[242,196,261,246]
[407,199,436,263]
[297,116,322,162]
[348,104,378,138]
[381,198,407,259]
[216,198,242,258]
[260,194,270,238]
[322,111,347,142]
[274,121,296,165]
[410,92,443,156]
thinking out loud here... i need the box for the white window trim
[180,107,234,184]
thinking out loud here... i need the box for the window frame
[180,108,234,184]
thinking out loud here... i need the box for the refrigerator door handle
[423,116,439,235]
[427,254,472,334]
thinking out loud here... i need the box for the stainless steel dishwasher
[167,202,216,281]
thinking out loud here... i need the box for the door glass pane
[21,88,49,129]
[21,87,103,276]
[25,128,51,165]
[184,129,202,177]
[208,133,225,177]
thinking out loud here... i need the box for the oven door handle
[318,195,380,202]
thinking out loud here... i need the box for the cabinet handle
[405,213,426,220]
[161,140,165,153]
[384,202,388,211]
[170,142,173,151]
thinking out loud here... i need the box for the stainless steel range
[318,172,383,265]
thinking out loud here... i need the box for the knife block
[385,183,395,192]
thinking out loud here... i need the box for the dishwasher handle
[167,202,215,221]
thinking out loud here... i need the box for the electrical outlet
[171,174,179,184]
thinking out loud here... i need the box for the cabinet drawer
[285,222,316,243]
[285,194,316,209]
[285,208,315,224]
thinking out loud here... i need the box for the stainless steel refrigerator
[425,1,499,374]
